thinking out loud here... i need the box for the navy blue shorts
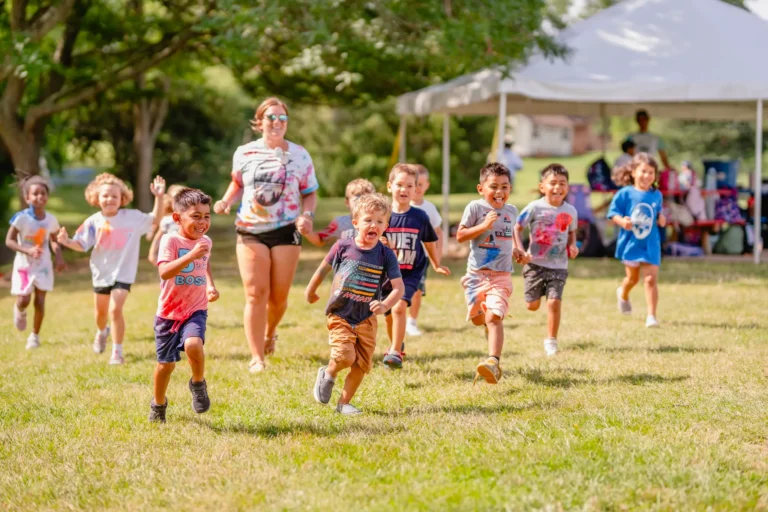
[154,310,207,363]
[417,272,427,296]
[383,271,422,314]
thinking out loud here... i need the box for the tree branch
[149,77,171,141]
[28,0,77,42]
[45,0,85,99]
[10,0,27,30]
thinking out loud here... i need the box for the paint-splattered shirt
[10,208,60,295]
[73,209,154,287]
[324,238,401,325]
[231,138,319,235]
[156,233,211,321]
[460,200,518,273]
[517,198,578,270]
[317,214,355,243]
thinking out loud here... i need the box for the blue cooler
[702,160,739,189]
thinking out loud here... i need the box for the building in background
[507,115,602,157]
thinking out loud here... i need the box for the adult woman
[215,98,318,372]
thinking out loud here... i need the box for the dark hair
[479,162,512,183]
[621,138,636,153]
[173,188,212,212]
[18,175,50,197]
[635,109,649,121]
[612,152,659,188]
[540,163,569,182]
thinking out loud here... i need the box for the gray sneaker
[336,403,362,415]
[188,379,210,413]
[313,366,335,405]
[149,399,167,423]
[616,287,632,315]
[93,327,109,354]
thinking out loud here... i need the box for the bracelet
[303,211,315,220]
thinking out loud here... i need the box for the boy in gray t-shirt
[514,164,579,358]
[457,163,523,385]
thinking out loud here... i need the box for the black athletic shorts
[94,281,132,295]
[237,223,301,249]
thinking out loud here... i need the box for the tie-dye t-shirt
[317,214,355,243]
[231,138,319,235]
[460,200,518,273]
[159,215,180,236]
[517,198,578,270]
[324,238,402,325]
[73,209,154,287]
[156,233,211,321]
[9,208,60,295]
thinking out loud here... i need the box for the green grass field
[2,155,768,510]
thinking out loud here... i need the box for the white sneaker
[93,327,109,354]
[14,305,27,331]
[616,287,632,315]
[336,403,362,415]
[544,338,558,357]
[108,352,125,365]
[405,320,423,337]
[249,360,266,373]
[26,333,40,350]
[645,315,660,328]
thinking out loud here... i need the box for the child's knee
[157,361,176,373]
[485,310,502,325]
[331,347,356,369]
[392,300,408,316]
[184,337,204,353]
[470,315,486,326]
[17,295,31,308]
[644,274,657,286]
[108,303,123,318]
[526,299,541,311]
[626,273,640,285]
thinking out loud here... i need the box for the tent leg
[600,103,608,155]
[399,116,407,162]
[442,114,450,255]
[496,94,507,163]
[755,99,763,264]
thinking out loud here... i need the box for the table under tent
[395,0,768,263]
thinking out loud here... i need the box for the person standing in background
[630,110,671,170]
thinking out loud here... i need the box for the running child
[5,176,66,350]
[381,163,450,369]
[306,193,403,415]
[406,164,443,337]
[149,188,219,423]
[58,173,166,364]
[608,152,666,328]
[456,162,522,384]
[301,178,376,246]
[148,184,185,264]
[514,164,578,357]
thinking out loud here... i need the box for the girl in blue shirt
[607,153,667,328]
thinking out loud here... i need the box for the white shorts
[11,264,54,295]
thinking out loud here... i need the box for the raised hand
[56,227,69,245]
[150,176,166,197]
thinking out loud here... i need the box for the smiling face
[477,174,511,209]
[261,104,288,141]
[26,184,49,210]
[387,171,416,208]
[539,173,569,207]
[98,184,123,216]
[413,174,430,203]
[632,162,657,191]
[353,208,388,248]
[173,203,211,240]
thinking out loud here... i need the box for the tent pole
[755,99,763,264]
[399,116,407,162]
[496,94,507,164]
[600,103,608,155]
[442,114,451,255]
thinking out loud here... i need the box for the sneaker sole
[383,359,402,370]
[313,367,329,404]
[476,365,499,384]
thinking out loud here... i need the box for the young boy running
[456,162,522,384]
[149,188,220,423]
[514,164,578,357]
[302,178,376,246]
[382,164,450,369]
[306,193,404,415]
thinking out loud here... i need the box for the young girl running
[5,176,66,350]
[607,153,666,328]
[58,173,165,364]
[148,184,184,264]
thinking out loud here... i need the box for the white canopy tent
[396,0,766,262]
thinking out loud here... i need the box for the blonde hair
[162,184,186,215]
[85,173,133,207]
[388,163,419,183]
[345,178,376,198]
[250,97,289,132]
[414,164,430,179]
[352,193,391,220]
[612,152,659,188]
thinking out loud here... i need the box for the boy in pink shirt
[150,189,219,423]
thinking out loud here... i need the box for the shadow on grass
[570,343,722,354]
[196,418,404,438]
[519,368,689,388]
[668,320,763,331]
[369,400,552,417]
[407,350,487,363]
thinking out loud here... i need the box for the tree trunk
[132,74,170,211]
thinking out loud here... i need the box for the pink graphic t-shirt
[156,233,212,321]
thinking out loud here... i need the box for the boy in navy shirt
[306,193,404,415]
[381,164,450,369]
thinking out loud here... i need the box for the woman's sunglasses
[265,114,288,122]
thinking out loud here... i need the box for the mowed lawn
[2,157,768,510]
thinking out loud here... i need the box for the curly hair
[18,175,50,197]
[612,152,659,188]
[345,178,376,199]
[162,184,186,215]
[352,192,391,220]
[250,97,289,132]
[388,163,419,183]
[479,162,512,183]
[84,173,133,207]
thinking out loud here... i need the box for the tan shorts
[327,314,378,374]
[460,270,514,320]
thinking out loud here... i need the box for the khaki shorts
[327,314,378,374]
[460,270,513,320]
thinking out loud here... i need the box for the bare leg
[409,290,422,320]
[620,265,640,301]
[547,299,561,339]
[641,264,659,317]
[94,293,110,331]
[526,299,541,312]
[339,365,365,404]
[153,362,176,405]
[388,300,408,352]
[108,289,129,345]
[184,337,205,382]
[32,289,46,335]
[265,245,302,342]
[486,310,504,358]
[236,238,271,365]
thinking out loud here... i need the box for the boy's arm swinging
[305,261,332,304]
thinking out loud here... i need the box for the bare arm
[296,191,318,235]
[434,226,444,256]
[56,227,86,252]
[206,260,219,302]
[379,278,405,311]
[50,233,66,270]
[456,211,497,244]
[424,241,450,275]
[305,260,332,303]
[158,242,208,281]
[148,228,164,264]
[513,224,527,253]
[5,226,32,255]
[611,215,633,230]
[149,177,165,229]
[302,231,327,247]
[214,180,243,214]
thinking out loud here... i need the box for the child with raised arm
[302,179,376,247]
[58,173,165,364]
[5,176,66,350]
[608,152,666,328]
[148,184,185,264]
[306,193,403,415]
[406,164,444,337]
[149,189,219,423]
[456,162,522,384]
[381,164,450,370]
[514,164,579,357]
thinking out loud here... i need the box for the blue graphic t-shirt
[607,186,663,266]
[324,238,402,325]
[385,207,438,277]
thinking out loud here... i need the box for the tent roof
[397,0,768,120]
